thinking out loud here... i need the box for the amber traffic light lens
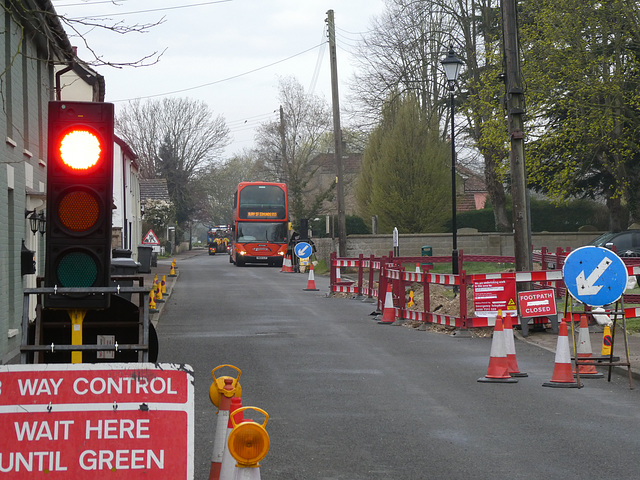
[58,190,100,232]
[59,130,102,170]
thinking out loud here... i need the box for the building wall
[1,9,54,363]
[313,231,602,264]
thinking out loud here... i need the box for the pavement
[137,248,206,327]
[143,249,640,384]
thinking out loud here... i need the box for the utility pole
[502,0,532,272]
[326,9,347,257]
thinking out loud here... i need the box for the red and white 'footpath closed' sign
[518,288,557,318]
[0,363,194,479]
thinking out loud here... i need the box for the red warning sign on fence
[518,288,557,318]
[0,363,194,479]
[473,277,517,318]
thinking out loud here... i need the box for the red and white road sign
[0,363,194,479]
[142,229,161,245]
[473,278,518,318]
[518,289,557,318]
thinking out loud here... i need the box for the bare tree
[254,76,334,226]
[350,0,511,231]
[116,97,230,227]
[4,0,165,70]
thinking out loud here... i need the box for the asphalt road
[156,252,640,480]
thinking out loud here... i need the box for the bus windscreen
[238,185,287,220]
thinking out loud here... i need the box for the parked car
[588,230,640,257]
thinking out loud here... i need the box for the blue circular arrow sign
[562,246,627,307]
[294,242,312,259]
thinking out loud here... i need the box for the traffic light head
[45,101,114,310]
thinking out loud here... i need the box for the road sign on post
[0,363,194,479]
[44,101,114,310]
[563,246,627,307]
[294,242,312,259]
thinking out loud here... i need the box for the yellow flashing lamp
[228,407,270,467]
[208,364,242,408]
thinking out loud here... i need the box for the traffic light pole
[21,285,153,364]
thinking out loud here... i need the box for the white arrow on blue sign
[562,246,628,307]
[294,242,312,259]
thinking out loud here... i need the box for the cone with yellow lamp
[543,320,582,388]
[209,365,242,480]
[227,407,270,480]
[219,397,245,480]
[478,314,518,383]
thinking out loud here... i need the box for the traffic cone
[336,267,342,283]
[161,275,167,295]
[304,263,319,291]
[543,320,582,388]
[209,378,236,480]
[478,315,518,383]
[378,283,396,325]
[219,397,244,480]
[149,288,158,313]
[415,263,421,273]
[574,315,603,378]
[169,262,177,277]
[155,281,164,303]
[503,313,527,377]
[280,253,292,273]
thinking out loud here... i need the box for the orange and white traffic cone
[304,263,319,291]
[209,378,237,480]
[219,397,245,480]
[503,313,527,377]
[574,315,603,378]
[543,320,582,388]
[378,283,396,325]
[281,254,293,273]
[478,315,518,383]
[415,263,421,273]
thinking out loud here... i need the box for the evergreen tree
[357,94,450,233]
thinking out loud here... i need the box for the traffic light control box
[44,101,114,310]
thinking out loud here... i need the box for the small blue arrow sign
[563,246,627,307]
[294,242,312,259]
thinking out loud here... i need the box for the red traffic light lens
[59,129,102,170]
[58,190,100,232]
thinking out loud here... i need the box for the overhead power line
[112,43,324,102]
[61,0,232,18]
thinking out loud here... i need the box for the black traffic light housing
[44,101,114,310]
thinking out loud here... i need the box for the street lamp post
[441,46,464,275]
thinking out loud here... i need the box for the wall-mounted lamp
[140,203,145,219]
[26,209,46,236]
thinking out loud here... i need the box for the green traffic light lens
[57,252,98,287]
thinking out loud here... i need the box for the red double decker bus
[231,182,289,267]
